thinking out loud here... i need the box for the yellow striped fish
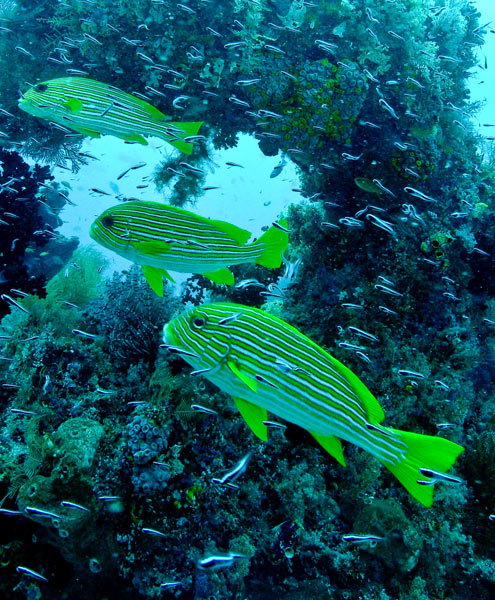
[18,77,202,154]
[90,202,289,295]
[163,303,464,507]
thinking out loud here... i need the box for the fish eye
[192,317,206,329]
[34,83,48,93]
[101,215,114,228]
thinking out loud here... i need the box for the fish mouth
[162,321,178,346]
[18,97,33,115]
[89,221,98,241]
[89,221,108,246]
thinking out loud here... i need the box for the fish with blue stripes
[18,77,203,154]
[90,201,288,295]
[163,303,464,507]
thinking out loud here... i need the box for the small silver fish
[212,452,251,485]
[270,159,286,179]
[16,566,48,582]
[342,534,383,545]
[197,553,249,570]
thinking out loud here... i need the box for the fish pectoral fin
[63,97,83,113]
[228,360,258,392]
[141,265,174,296]
[233,397,268,441]
[311,432,346,467]
[66,124,101,138]
[132,240,171,256]
[142,265,164,296]
[203,268,235,285]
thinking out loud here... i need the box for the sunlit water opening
[53,133,303,282]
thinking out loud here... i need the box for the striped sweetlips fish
[90,201,289,295]
[18,77,202,154]
[163,302,464,507]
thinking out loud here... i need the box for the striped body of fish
[18,77,202,154]
[163,302,464,507]
[90,201,288,295]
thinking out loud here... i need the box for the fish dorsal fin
[124,91,167,121]
[168,121,203,136]
[228,360,258,392]
[311,432,346,466]
[163,121,204,154]
[209,219,251,245]
[326,354,385,423]
[145,103,166,121]
[141,265,174,296]
[233,397,268,441]
[63,97,83,113]
[141,203,250,244]
[140,99,166,122]
[203,268,235,285]
[132,240,171,256]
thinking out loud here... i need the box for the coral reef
[0,149,78,318]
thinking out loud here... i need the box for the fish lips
[89,220,112,248]
[162,321,178,347]
[18,97,39,117]
[88,220,100,242]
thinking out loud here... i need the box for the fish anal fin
[228,360,258,392]
[66,124,101,138]
[233,397,268,441]
[203,268,234,285]
[121,132,148,145]
[311,432,346,466]
[161,269,175,283]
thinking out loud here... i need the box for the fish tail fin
[255,219,289,269]
[380,428,464,507]
[163,121,203,154]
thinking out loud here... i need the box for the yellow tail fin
[255,219,289,269]
[381,428,464,507]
